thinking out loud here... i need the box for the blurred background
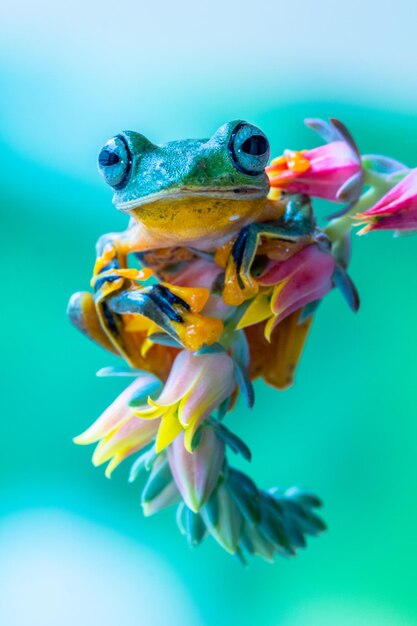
[1,1,417,624]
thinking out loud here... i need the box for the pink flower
[261,244,335,331]
[238,244,335,340]
[168,427,225,512]
[266,118,363,205]
[74,375,161,477]
[134,350,236,453]
[356,168,417,233]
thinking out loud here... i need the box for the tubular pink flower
[238,245,335,340]
[168,428,225,512]
[141,456,181,517]
[73,375,158,444]
[74,375,160,477]
[356,168,417,233]
[266,118,362,203]
[134,351,236,453]
[91,416,159,478]
[142,480,180,516]
[201,483,242,554]
[261,245,335,330]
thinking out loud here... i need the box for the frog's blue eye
[97,135,131,189]
[229,123,270,176]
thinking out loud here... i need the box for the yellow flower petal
[237,293,272,329]
[183,417,200,453]
[134,397,168,420]
[155,409,183,453]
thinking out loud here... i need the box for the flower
[168,427,225,512]
[141,455,181,517]
[134,350,236,453]
[74,375,161,477]
[237,244,335,340]
[244,308,313,390]
[266,118,363,205]
[356,167,417,233]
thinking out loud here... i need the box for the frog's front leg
[221,194,316,305]
[91,222,160,298]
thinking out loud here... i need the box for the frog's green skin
[69,121,320,354]
[95,120,314,255]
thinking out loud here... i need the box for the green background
[1,2,417,624]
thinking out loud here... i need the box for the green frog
[68,121,318,359]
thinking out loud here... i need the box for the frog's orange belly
[129,196,281,251]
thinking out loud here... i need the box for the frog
[68,120,341,361]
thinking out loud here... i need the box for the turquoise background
[1,2,417,625]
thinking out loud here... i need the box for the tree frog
[69,121,319,359]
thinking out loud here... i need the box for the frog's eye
[97,135,131,189]
[228,123,270,176]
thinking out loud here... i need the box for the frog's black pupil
[241,135,268,156]
[99,149,121,167]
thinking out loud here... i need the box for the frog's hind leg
[67,291,118,354]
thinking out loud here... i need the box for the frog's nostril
[98,149,121,167]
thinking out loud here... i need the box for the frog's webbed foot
[221,194,316,305]
[108,283,223,352]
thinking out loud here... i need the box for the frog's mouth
[115,186,268,212]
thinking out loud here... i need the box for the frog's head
[97,121,272,244]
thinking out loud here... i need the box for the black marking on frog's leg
[232,225,250,271]
[148,284,190,322]
[67,291,118,354]
[92,233,126,293]
[93,272,122,293]
[101,301,121,336]
[108,284,189,342]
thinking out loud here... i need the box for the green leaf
[141,457,173,503]
[228,469,260,523]
[212,422,252,461]
[184,508,206,547]
[230,331,250,370]
[333,264,360,312]
[259,494,293,554]
[299,300,321,323]
[203,490,220,527]
[194,343,226,356]
[233,363,255,408]
[96,365,149,377]
[176,502,187,535]
[217,397,231,420]
[128,447,157,483]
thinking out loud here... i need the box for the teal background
[1,2,417,625]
